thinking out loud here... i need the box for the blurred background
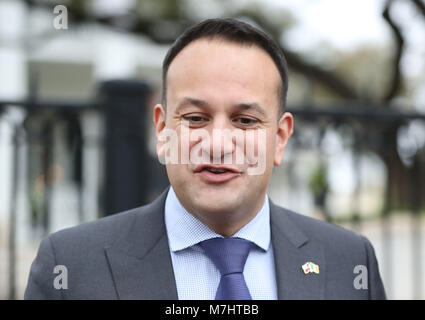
[0,0,424,300]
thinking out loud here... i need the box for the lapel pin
[302,261,320,274]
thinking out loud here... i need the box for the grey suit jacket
[25,187,386,299]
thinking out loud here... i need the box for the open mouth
[202,167,230,174]
[195,165,241,183]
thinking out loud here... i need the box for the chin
[191,187,234,206]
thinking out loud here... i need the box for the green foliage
[309,164,329,197]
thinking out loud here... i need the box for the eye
[182,114,209,126]
[184,115,203,122]
[233,117,259,126]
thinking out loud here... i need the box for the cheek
[176,129,194,156]
[242,129,273,176]
[268,132,277,153]
[176,126,207,166]
[239,130,258,164]
[260,130,277,164]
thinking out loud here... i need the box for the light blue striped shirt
[164,186,278,300]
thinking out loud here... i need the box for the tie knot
[199,237,253,276]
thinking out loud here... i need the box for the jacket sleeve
[24,236,63,300]
[361,236,387,300]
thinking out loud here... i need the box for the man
[25,18,386,300]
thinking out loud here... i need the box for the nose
[206,115,236,163]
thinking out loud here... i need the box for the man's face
[154,38,293,229]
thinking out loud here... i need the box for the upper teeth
[207,168,227,173]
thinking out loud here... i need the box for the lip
[194,164,242,184]
[194,164,242,174]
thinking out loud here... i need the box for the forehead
[166,38,281,112]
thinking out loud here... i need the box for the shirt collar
[164,186,271,253]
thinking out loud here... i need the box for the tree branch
[283,50,358,99]
[410,0,425,18]
[232,11,359,99]
[382,0,405,102]
[24,0,367,100]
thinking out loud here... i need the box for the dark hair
[161,18,289,115]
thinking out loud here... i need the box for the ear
[274,112,293,166]
[153,104,166,158]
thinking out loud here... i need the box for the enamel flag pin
[302,261,320,274]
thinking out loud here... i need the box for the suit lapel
[270,200,325,299]
[104,187,178,299]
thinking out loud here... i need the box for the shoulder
[25,206,149,299]
[42,187,169,258]
[270,203,386,299]
[289,209,364,243]
[271,202,369,254]
[47,205,146,255]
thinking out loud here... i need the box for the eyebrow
[175,97,211,112]
[236,102,267,117]
[175,97,267,117]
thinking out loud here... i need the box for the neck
[186,194,266,237]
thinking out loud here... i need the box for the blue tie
[199,237,253,300]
